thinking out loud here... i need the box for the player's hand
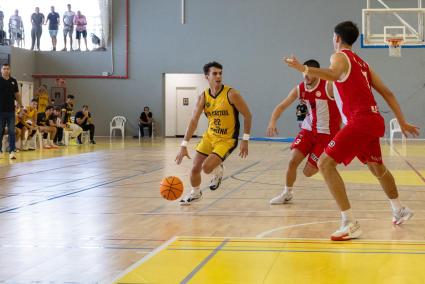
[400,121,420,137]
[239,140,248,158]
[175,146,191,165]
[266,124,278,137]
[282,55,305,73]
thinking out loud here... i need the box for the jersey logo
[205,102,211,108]
[315,91,321,97]
[371,106,378,113]
[328,140,336,148]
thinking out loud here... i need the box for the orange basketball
[160,176,184,201]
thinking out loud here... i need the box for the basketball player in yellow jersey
[36,85,49,113]
[175,61,252,205]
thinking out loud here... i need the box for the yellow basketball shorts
[196,133,238,161]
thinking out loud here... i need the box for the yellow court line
[114,237,425,284]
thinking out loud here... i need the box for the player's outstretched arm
[370,68,420,137]
[228,89,251,158]
[266,86,298,137]
[175,94,205,165]
[283,54,348,82]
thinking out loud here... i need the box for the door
[176,87,198,136]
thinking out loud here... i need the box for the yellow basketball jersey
[37,92,49,113]
[203,85,240,139]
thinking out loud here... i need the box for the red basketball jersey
[333,49,384,136]
[298,79,341,135]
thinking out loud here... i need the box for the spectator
[296,100,307,129]
[35,85,49,113]
[0,64,23,159]
[0,10,5,45]
[61,95,82,145]
[74,10,88,51]
[9,10,24,47]
[75,105,96,144]
[37,106,58,149]
[15,108,32,151]
[62,4,75,51]
[52,106,66,146]
[46,6,60,51]
[31,7,45,51]
[24,99,39,150]
[0,10,4,32]
[139,106,153,138]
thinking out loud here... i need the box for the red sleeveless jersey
[333,49,384,136]
[298,79,341,135]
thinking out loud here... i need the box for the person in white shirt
[62,4,75,51]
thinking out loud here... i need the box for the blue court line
[168,248,425,255]
[0,166,164,214]
[180,239,229,284]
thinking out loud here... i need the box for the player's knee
[288,158,299,170]
[202,163,214,175]
[191,164,202,175]
[318,156,333,172]
[303,167,318,177]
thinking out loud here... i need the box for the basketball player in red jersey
[284,21,419,241]
[267,59,341,204]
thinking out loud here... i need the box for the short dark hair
[45,106,54,111]
[53,106,61,111]
[203,61,223,75]
[334,21,359,46]
[144,106,149,110]
[83,105,88,108]
[67,94,74,99]
[303,59,320,68]
[1,63,10,68]
[31,98,38,103]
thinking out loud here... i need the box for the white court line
[256,219,377,238]
[109,236,178,284]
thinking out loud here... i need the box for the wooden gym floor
[0,138,424,283]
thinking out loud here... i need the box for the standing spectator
[46,6,60,51]
[9,10,24,47]
[62,4,75,51]
[139,106,153,138]
[75,105,96,144]
[74,11,88,51]
[31,7,45,51]
[296,100,307,129]
[35,85,49,113]
[61,95,82,145]
[0,64,22,159]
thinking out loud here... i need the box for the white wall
[165,74,209,137]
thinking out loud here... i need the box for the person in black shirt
[46,6,60,51]
[0,64,22,159]
[75,105,95,144]
[139,106,153,138]
[37,106,58,149]
[296,100,308,129]
[61,94,82,145]
[30,7,45,51]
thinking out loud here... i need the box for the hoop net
[386,38,403,57]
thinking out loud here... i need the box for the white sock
[389,198,402,212]
[191,186,201,194]
[341,209,354,224]
[211,164,223,175]
[283,186,293,194]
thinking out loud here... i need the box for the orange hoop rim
[386,38,404,47]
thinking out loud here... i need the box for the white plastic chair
[389,118,406,146]
[110,116,126,139]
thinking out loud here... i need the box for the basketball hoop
[386,38,403,57]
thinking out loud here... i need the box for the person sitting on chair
[75,105,95,144]
[139,106,153,138]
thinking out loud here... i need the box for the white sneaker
[392,206,414,225]
[270,191,293,205]
[9,151,16,160]
[209,164,224,190]
[180,190,202,206]
[331,220,362,241]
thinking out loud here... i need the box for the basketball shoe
[180,189,202,206]
[392,206,413,225]
[331,220,362,241]
[209,164,224,190]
